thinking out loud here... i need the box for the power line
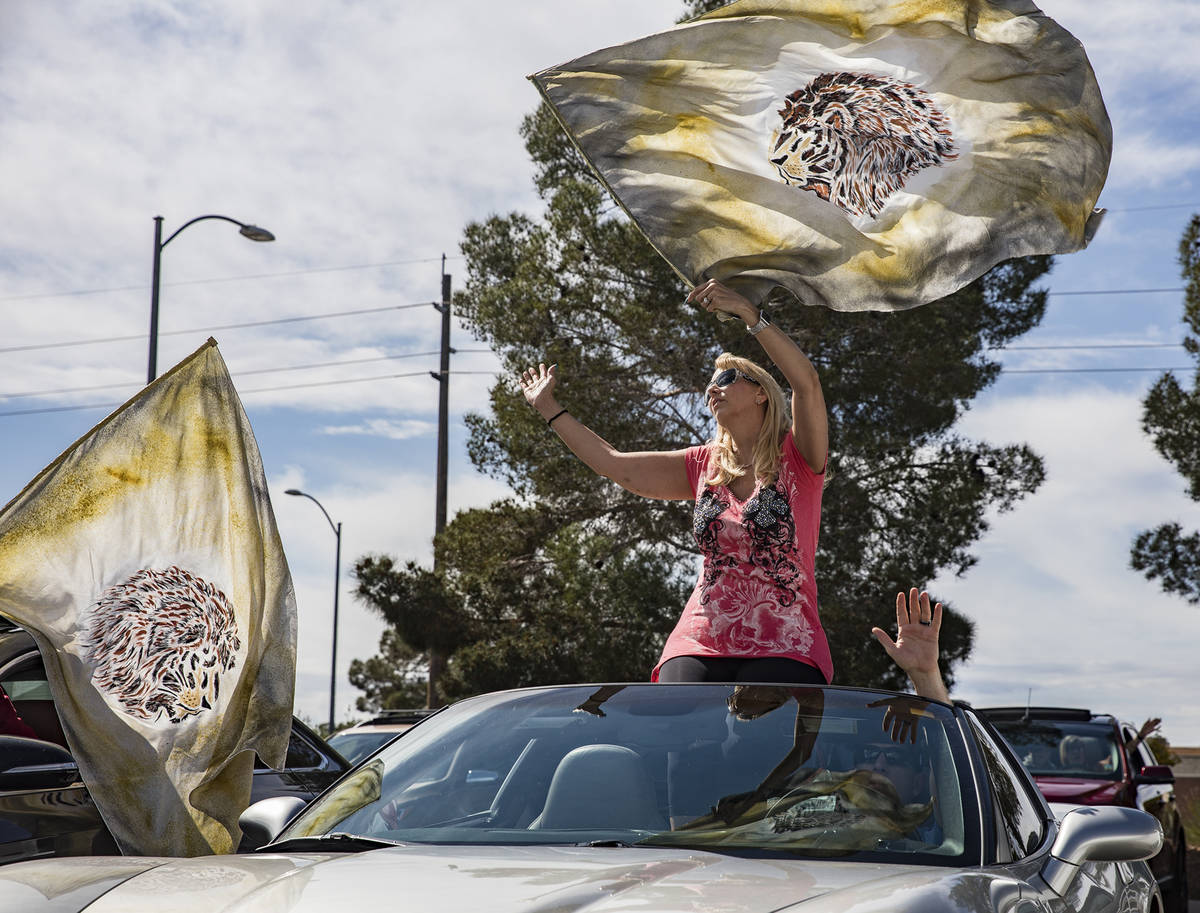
[0,242,1186,308]
[241,371,435,395]
[1047,287,1183,296]
[1002,366,1192,375]
[0,254,465,304]
[1000,342,1184,351]
[4,361,1197,420]
[245,369,500,395]
[0,349,494,401]
[0,301,439,355]
[1105,203,1200,213]
[3,288,1190,359]
[0,368,499,418]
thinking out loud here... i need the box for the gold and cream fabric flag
[530,0,1111,311]
[0,340,296,856]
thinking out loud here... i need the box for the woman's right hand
[519,362,559,417]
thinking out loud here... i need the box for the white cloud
[1109,131,1200,192]
[320,418,434,441]
[933,386,1200,743]
[1043,0,1200,99]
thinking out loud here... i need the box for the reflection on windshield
[280,685,972,863]
[298,759,384,835]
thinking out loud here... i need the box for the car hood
[0,844,992,913]
[1034,775,1123,805]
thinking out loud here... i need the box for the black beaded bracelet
[546,408,569,427]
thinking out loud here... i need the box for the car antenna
[1022,688,1032,721]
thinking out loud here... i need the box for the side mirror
[0,735,80,790]
[1042,806,1162,896]
[1133,764,1174,785]
[239,795,307,851]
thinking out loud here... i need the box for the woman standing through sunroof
[519,278,830,685]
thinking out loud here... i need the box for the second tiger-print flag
[530,0,1111,312]
[0,340,296,856]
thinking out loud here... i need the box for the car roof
[977,706,1117,725]
[342,708,434,730]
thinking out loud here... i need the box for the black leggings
[657,655,826,684]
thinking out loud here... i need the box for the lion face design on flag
[82,566,242,724]
[769,72,957,219]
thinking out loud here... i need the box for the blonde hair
[706,352,790,488]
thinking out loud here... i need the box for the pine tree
[1131,215,1200,603]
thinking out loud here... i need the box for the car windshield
[989,719,1121,780]
[278,684,976,864]
[328,730,402,765]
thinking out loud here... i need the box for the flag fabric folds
[530,0,1111,312]
[0,340,296,856]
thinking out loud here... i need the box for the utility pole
[426,258,452,708]
[435,260,451,544]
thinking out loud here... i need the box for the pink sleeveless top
[652,433,831,683]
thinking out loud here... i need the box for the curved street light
[148,214,275,383]
[285,488,342,735]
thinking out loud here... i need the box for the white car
[0,683,1164,913]
[327,709,433,764]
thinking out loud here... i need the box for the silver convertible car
[0,684,1165,913]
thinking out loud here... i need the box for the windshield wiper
[261,832,408,854]
[576,839,636,847]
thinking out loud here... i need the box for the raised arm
[519,363,693,501]
[871,588,951,703]
[688,280,827,473]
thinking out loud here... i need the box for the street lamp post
[148,214,275,383]
[285,488,342,734]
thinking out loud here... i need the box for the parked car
[0,683,1166,913]
[0,617,348,863]
[980,705,1188,912]
[328,709,436,764]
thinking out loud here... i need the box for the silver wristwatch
[747,310,771,336]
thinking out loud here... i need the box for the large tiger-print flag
[0,340,296,856]
[530,0,1111,311]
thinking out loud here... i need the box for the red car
[981,706,1189,913]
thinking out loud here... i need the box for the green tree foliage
[351,0,1050,700]
[347,627,427,712]
[1131,215,1200,604]
[353,501,690,703]
[679,0,719,19]
[1145,733,1181,767]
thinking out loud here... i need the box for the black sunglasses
[862,746,917,766]
[709,367,759,389]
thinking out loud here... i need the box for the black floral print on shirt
[693,487,727,547]
[744,481,802,605]
[693,488,735,603]
[693,479,802,608]
[744,483,794,549]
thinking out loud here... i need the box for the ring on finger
[918,619,932,626]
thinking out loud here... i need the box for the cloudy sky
[2,1,1200,743]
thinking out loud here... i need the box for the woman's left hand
[687,279,758,325]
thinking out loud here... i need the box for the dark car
[0,618,348,863]
[980,705,1188,912]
